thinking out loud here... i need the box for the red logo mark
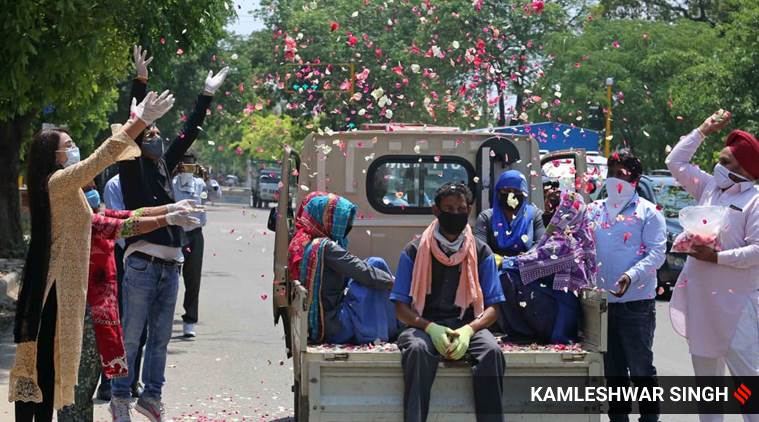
[733,384,751,405]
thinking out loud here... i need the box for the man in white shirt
[666,110,759,422]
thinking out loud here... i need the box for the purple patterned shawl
[517,192,597,292]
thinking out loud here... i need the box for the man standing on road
[109,45,228,422]
[587,150,667,422]
[666,110,759,421]
[391,182,505,422]
[172,152,208,338]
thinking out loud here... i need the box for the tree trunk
[497,84,506,126]
[0,113,34,258]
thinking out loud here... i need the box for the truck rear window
[366,156,475,214]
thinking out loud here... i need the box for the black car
[649,176,696,299]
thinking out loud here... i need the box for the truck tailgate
[303,347,602,422]
[291,283,606,421]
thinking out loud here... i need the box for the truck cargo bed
[290,284,608,421]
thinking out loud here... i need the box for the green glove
[494,254,503,269]
[448,324,475,360]
[424,322,456,356]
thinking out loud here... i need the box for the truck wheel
[253,195,261,208]
[263,201,270,208]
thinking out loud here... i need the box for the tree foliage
[0,0,234,256]
[255,0,568,130]
[527,19,730,168]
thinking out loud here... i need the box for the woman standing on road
[56,182,199,421]
[10,91,174,421]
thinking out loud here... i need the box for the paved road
[0,204,745,421]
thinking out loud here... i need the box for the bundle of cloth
[497,191,597,344]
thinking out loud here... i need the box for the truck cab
[270,125,607,421]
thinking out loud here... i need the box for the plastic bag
[671,206,727,253]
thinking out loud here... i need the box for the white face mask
[713,163,748,190]
[178,172,194,185]
[59,147,80,168]
[605,177,635,220]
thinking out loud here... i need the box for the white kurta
[666,129,759,358]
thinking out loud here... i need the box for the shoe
[183,322,196,338]
[97,382,112,401]
[109,397,132,422]
[131,382,144,398]
[135,396,166,422]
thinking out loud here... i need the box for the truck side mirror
[267,207,278,232]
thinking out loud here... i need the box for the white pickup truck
[269,126,608,421]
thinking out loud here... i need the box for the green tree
[255,0,566,130]
[233,113,306,160]
[527,18,728,168]
[0,0,234,256]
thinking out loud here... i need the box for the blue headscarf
[491,170,535,253]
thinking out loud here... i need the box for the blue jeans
[605,300,660,422]
[112,254,180,400]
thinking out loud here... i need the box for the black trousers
[605,300,660,422]
[397,326,505,422]
[181,228,204,324]
[15,285,57,422]
[100,245,146,392]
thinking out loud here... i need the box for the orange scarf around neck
[410,220,484,319]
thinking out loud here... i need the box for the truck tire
[263,201,270,208]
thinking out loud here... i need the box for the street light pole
[605,77,614,158]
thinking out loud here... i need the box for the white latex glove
[203,66,230,95]
[133,45,154,79]
[168,199,200,212]
[165,210,200,227]
[130,90,175,126]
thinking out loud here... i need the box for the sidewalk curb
[0,259,23,309]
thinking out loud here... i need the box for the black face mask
[437,211,469,237]
[141,136,165,160]
[498,191,522,211]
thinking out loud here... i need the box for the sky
[226,0,265,36]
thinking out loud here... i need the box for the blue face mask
[85,189,100,209]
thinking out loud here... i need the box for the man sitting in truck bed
[391,182,506,422]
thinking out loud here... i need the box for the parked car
[647,169,672,177]
[224,174,240,187]
[250,169,281,208]
[649,176,696,299]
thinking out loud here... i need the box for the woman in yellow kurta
[10,91,175,420]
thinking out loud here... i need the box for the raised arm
[49,120,144,198]
[50,91,174,197]
[164,67,229,172]
[665,110,732,201]
[129,46,150,125]
[118,47,152,184]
